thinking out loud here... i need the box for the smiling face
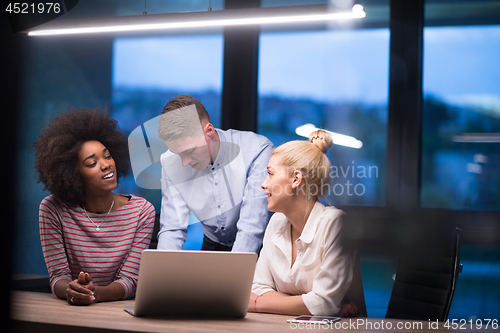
[261,154,296,214]
[78,140,117,196]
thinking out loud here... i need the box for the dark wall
[14,33,114,275]
[1,10,21,332]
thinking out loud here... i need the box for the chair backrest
[345,253,367,317]
[385,225,461,321]
[148,214,161,249]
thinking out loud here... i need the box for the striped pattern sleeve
[39,195,73,292]
[113,198,155,299]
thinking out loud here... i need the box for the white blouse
[252,201,355,316]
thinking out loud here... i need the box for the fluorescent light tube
[452,133,500,143]
[26,5,365,36]
[295,123,363,149]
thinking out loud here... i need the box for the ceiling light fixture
[25,4,366,36]
[452,133,500,143]
[295,123,363,149]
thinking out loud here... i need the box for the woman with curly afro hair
[34,108,155,306]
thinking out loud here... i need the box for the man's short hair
[158,94,211,142]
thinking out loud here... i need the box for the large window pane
[112,35,223,249]
[258,29,389,206]
[423,17,500,319]
[422,26,500,211]
[448,244,500,319]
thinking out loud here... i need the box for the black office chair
[345,254,368,317]
[148,214,161,249]
[385,225,462,321]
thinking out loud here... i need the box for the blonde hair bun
[309,130,333,154]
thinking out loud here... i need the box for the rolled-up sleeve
[251,231,277,295]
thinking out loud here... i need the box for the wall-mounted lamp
[296,123,363,149]
[25,4,365,36]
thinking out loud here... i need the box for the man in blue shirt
[157,95,274,253]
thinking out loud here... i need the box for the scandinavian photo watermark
[261,161,379,199]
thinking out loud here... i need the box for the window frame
[221,0,500,244]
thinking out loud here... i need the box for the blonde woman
[248,130,359,316]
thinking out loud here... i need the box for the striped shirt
[39,194,155,299]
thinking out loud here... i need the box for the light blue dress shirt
[157,129,274,253]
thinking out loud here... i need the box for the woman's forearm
[93,281,125,303]
[256,291,311,316]
[53,279,71,300]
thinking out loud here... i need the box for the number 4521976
[444,319,498,330]
[5,2,61,14]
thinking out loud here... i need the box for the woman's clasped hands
[67,271,96,306]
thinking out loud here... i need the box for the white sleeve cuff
[251,283,275,296]
[302,292,340,316]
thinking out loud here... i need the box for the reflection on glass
[111,34,223,206]
[422,26,500,211]
[258,29,389,206]
[111,34,224,249]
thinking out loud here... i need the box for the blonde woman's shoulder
[319,204,347,226]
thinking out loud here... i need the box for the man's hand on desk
[67,271,95,306]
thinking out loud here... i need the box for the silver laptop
[124,250,257,318]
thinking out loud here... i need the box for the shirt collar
[271,201,325,245]
[298,201,325,244]
[271,214,291,261]
[209,128,225,170]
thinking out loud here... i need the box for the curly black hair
[34,108,130,205]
